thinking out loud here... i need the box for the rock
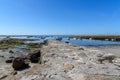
[0,75,8,80]
[44,40,49,45]
[5,58,13,63]
[65,41,69,43]
[103,54,116,63]
[113,58,120,67]
[27,43,42,48]
[98,54,116,63]
[56,37,62,41]
[79,48,84,50]
[18,54,28,60]
[0,55,4,58]
[113,58,120,63]
[9,56,15,58]
[0,38,25,45]
[12,71,17,75]
[9,50,14,54]
[12,57,29,70]
[63,64,74,72]
[28,50,41,63]
[97,58,104,64]
[96,53,103,57]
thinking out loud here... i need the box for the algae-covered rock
[27,43,42,49]
[0,38,26,50]
[0,38,25,45]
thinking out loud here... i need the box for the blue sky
[0,0,120,35]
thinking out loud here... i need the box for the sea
[1,35,120,46]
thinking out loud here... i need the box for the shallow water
[65,39,120,46]
[26,36,120,46]
[1,35,120,46]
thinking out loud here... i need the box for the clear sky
[0,0,120,35]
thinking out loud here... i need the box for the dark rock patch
[98,54,116,64]
[79,48,84,50]
[56,37,62,41]
[5,58,13,63]
[28,50,41,63]
[65,41,69,44]
[9,50,14,54]
[12,57,29,70]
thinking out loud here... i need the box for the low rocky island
[0,38,120,80]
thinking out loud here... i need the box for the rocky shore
[0,39,120,80]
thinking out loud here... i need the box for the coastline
[0,40,120,80]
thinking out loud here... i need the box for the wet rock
[65,41,69,44]
[28,50,41,63]
[0,38,26,50]
[0,38,25,45]
[12,57,29,70]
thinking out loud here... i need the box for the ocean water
[24,36,120,46]
[1,35,120,46]
[64,39,120,46]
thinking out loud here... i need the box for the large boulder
[12,57,29,70]
[28,50,41,63]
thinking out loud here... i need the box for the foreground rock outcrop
[0,40,120,80]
